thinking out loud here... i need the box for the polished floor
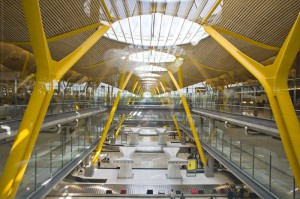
[47,128,234,198]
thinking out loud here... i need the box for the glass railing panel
[231,139,242,167]
[216,132,223,154]
[253,147,270,189]
[13,112,112,198]
[51,142,63,175]
[17,155,36,199]
[36,149,51,188]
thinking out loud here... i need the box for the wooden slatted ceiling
[0,1,30,42]
[213,0,300,47]
[1,0,299,91]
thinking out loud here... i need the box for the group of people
[227,185,247,199]
[170,189,185,199]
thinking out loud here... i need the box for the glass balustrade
[12,113,114,199]
[178,115,299,199]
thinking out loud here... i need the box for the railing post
[269,155,272,190]
[34,152,37,191]
[50,142,52,178]
[240,140,242,168]
[71,135,73,159]
[252,147,255,178]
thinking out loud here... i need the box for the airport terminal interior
[1,0,300,198]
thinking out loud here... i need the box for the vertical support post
[252,147,255,178]
[269,155,272,190]
[71,134,73,159]
[50,142,52,177]
[204,154,214,177]
[240,140,242,168]
[34,152,37,191]
[168,70,207,166]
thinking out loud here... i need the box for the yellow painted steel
[204,13,300,187]
[132,86,141,105]
[212,25,280,51]
[48,23,103,43]
[9,22,103,46]
[156,86,165,105]
[76,56,126,69]
[178,55,228,73]
[20,52,30,78]
[201,0,222,24]
[172,115,182,139]
[159,81,166,93]
[127,80,138,105]
[0,0,110,198]
[167,70,207,166]
[177,67,184,89]
[115,114,125,137]
[159,81,171,104]
[17,74,36,90]
[92,71,133,165]
[101,0,113,22]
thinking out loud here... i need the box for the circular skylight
[104,13,208,47]
[129,50,176,63]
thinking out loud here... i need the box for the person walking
[97,159,101,169]
[170,189,175,199]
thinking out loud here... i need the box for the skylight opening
[141,78,157,81]
[138,73,161,78]
[129,50,176,63]
[104,13,208,47]
[134,65,167,72]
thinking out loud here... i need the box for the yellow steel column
[115,114,125,137]
[0,0,110,197]
[92,72,133,164]
[177,67,184,89]
[132,86,141,105]
[201,0,222,24]
[203,14,300,187]
[172,115,182,139]
[160,80,171,104]
[20,52,30,78]
[127,80,138,105]
[168,70,207,166]
[156,86,165,105]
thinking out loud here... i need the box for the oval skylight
[138,73,161,78]
[129,50,176,63]
[104,13,208,47]
[141,78,158,81]
[134,65,167,72]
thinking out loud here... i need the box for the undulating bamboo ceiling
[1,0,299,92]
